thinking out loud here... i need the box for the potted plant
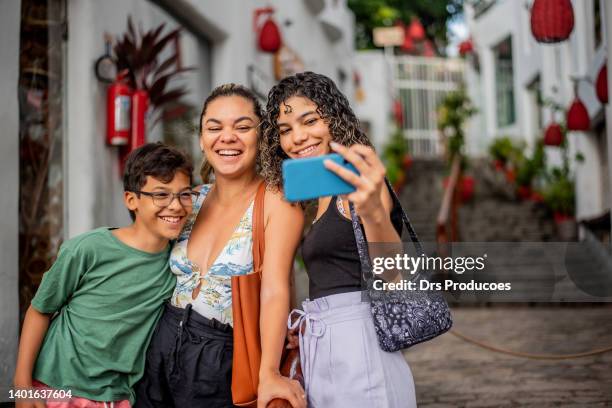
[488,136,525,174]
[437,88,476,163]
[514,140,545,200]
[113,17,193,140]
[542,167,576,240]
[382,127,409,192]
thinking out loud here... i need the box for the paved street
[404,306,612,407]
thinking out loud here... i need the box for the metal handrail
[436,156,461,245]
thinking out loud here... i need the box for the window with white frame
[494,36,515,127]
[594,0,603,49]
[527,76,543,134]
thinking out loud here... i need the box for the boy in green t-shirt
[13,143,196,407]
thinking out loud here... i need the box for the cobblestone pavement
[403,306,612,407]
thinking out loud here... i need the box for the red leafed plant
[113,16,193,123]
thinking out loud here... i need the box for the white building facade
[464,0,611,226]
[0,0,355,396]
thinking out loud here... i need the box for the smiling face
[200,95,260,179]
[126,172,192,241]
[277,96,332,159]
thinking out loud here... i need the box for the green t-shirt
[31,227,176,404]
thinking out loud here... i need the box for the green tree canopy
[348,0,464,51]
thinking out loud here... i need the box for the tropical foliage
[113,16,193,123]
[382,126,409,186]
[437,88,476,162]
[348,0,464,50]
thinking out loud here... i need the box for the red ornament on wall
[596,64,608,104]
[407,17,425,41]
[459,39,474,57]
[530,0,574,43]
[544,122,564,146]
[401,30,414,53]
[254,8,282,53]
[566,98,590,131]
[259,18,281,53]
[422,40,436,57]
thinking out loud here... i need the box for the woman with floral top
[135,84,306,408]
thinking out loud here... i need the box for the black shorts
[134,303,236,408]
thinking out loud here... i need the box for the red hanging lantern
[254,8,282,53]
[596,64,608,104]
[259,18,281,53]
[407,17,425,41]
[544,122,564,146]
[422,40,436,57]
[530,0,574,43]
[401,30,414,53]
[459,39,474,57]
[566,98,590,131]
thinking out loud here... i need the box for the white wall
[353,51,392,150]
[466,0,611,221]
[0,0,21,398]
[467,0,546,149]
[66,0,355,236]
[66,0,210,237]
[179,0,355,98]
[466,0,582,157]
[572,0,608,220]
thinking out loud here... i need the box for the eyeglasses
[131,190,200,208]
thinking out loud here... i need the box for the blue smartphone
[282,153,359,202]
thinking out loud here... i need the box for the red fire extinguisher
[131,89,149,150]
[106,70,133,146]
[118,88,149,174]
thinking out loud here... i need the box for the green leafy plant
[348,0,463,50]
[113,16,193,123]
[488,136,524,165]
[540,127,577,216]
[515,140,545,187]
[437,88,477,163]
[542,167,575,216]
[382,127,408,185]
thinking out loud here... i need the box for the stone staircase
[400,158,612,302]
[458,159,556,242]
[399,158,557,243]
[399,159,447,243]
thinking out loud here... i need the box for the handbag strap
[349,178,423,282]
[253,181,266,276]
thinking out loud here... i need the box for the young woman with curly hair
[260,72,417,408]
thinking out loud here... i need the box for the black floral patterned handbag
[349,179,453,352]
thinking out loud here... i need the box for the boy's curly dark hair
[260,71,371,190]
[123,142,194,220]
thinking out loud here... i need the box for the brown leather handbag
[231,182,302,408]
[231,181,265,407]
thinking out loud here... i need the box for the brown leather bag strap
[252,181,266,276]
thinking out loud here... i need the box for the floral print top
[170,184,254,326]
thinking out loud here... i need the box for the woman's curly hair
[260,71,372,190]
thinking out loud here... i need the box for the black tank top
[301,197,403,300]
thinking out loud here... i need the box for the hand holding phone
[282,153,359,202]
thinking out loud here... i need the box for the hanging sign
[373,26,404,47]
